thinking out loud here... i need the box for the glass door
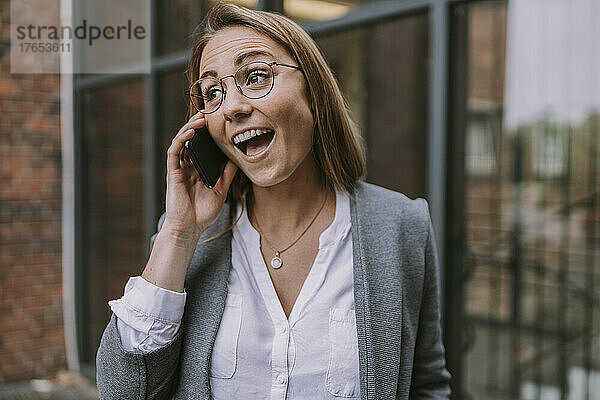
[447,1,600,398]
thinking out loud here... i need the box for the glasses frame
[185,61,303,114]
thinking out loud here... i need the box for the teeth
[234,128,271,144]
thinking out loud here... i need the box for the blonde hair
[187,3,365,206]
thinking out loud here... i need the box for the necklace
[251,193,329,269]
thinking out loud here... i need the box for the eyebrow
[199,50,276,79]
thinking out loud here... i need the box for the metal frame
[69,0,458,387]
[145,0,160,246]
[428,0,449,304]
[60,0,78,374]
[186,62,304,114]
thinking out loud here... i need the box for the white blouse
[110,189,361,399]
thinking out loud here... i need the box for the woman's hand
[141,112,237,292]
[162,112,238,245]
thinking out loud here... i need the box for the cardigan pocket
[209,293,242,379]
[325,308,361,398]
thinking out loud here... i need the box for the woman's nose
[220,77,252,121]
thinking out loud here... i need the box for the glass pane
[315,12,429,198]
[449,0,600,398]
[157,0,199,56]
[159,0,259,56]
[284,0,370,24]
[205,0,258,11]
[158,71,191,204]
[80,79,146,365]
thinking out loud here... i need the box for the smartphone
[184,126,229,189]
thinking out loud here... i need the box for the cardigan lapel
[177,203,234,399]
[350,182,404,400]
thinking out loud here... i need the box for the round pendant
[271,256,282,269]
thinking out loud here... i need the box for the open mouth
[235,130,275,156]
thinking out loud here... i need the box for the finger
[182,154,194,176]
[188,111,205,121]
[168,114,206,149]
[167,128,195,171]
[175,116,206,140]
[212,161,238,198]
[179,145,187,169]
[183,114,203,130]
[181,148,196,175]
[183,157,199,186]
[170,118,207,149]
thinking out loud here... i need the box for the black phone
[184,126,229,189]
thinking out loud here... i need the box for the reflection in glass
[158,0,257,56]
[450,0,600,399]
[205,0,258,13]
[158,71,191,206]
[157,0,198,56]
[284,0,369,23]
[316,13,429,198]
[285,0,352,22]
[81,80,146,365]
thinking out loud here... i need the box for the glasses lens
[190,78,222,113]
[236,62,274,99]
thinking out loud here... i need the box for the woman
[96,3,450,399]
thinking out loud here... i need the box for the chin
[247,175,285,188]
[245,165,292,188]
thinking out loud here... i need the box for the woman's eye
[246,71,268,85]
[204,87,221,101]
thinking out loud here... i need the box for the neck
[247,154,333,235]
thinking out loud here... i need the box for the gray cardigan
[96,181,451,399]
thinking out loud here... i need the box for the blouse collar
[234,188,351,250]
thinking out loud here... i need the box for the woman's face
[199,26,315,188]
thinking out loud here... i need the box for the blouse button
[276,373,286,385]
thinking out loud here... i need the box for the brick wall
[0,0,66,382]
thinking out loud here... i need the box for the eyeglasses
[186,61,303,114]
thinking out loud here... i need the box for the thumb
[212,161,238,197]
